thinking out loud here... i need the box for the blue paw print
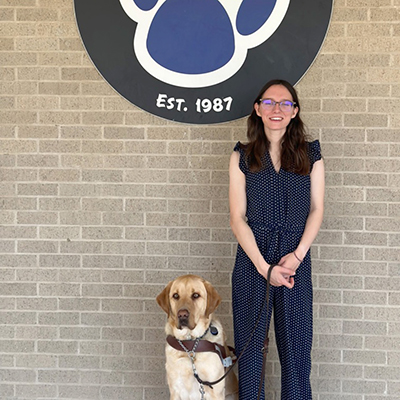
[119,0,290,87]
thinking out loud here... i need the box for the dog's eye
[172,293,179,300]
[192,293,200,299]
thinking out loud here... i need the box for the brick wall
[1,1,399,399]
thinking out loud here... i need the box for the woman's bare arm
[279,158,325,271]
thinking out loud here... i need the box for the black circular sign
[74,0,333,124]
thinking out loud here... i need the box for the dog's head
[156,275,221,335]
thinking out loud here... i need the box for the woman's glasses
[259,98,296,113]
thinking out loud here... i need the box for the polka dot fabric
[232,140,322,400]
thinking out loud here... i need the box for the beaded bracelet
[293,251,303,263]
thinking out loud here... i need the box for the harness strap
[166,335,235,366]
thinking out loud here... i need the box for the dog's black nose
[177,309,189,320]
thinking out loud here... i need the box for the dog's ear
[156,281,173,316]
[204,280,221,317]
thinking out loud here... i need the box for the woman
[229,79,325,399]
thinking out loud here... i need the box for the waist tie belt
[248,221,305,234]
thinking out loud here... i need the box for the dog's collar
[198,326,209,340]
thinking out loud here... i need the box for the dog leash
[256,263,276,400]
[192,264,278,399]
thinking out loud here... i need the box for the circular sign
[74,0,333,124]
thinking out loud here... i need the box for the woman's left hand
[278,252,302,274]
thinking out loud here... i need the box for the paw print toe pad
[133,0,158,12]
[147,0,234,74]
[236,0,277,35]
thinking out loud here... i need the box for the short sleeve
[233,141,248,174]
[308,140,322,171]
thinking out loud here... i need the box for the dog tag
[210,326,218,335]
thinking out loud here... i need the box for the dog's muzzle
[177,308,190,328]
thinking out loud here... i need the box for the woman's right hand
[258,262,295,288]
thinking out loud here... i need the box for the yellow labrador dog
[157,274,238,400]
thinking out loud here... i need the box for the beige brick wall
[1,1,399,399]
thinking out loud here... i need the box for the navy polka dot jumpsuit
[232,140,322,399]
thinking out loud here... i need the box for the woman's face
[254,84,298,136]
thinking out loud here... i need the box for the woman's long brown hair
[243,79,310,175]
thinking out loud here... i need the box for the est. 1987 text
[156,94,233,113]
